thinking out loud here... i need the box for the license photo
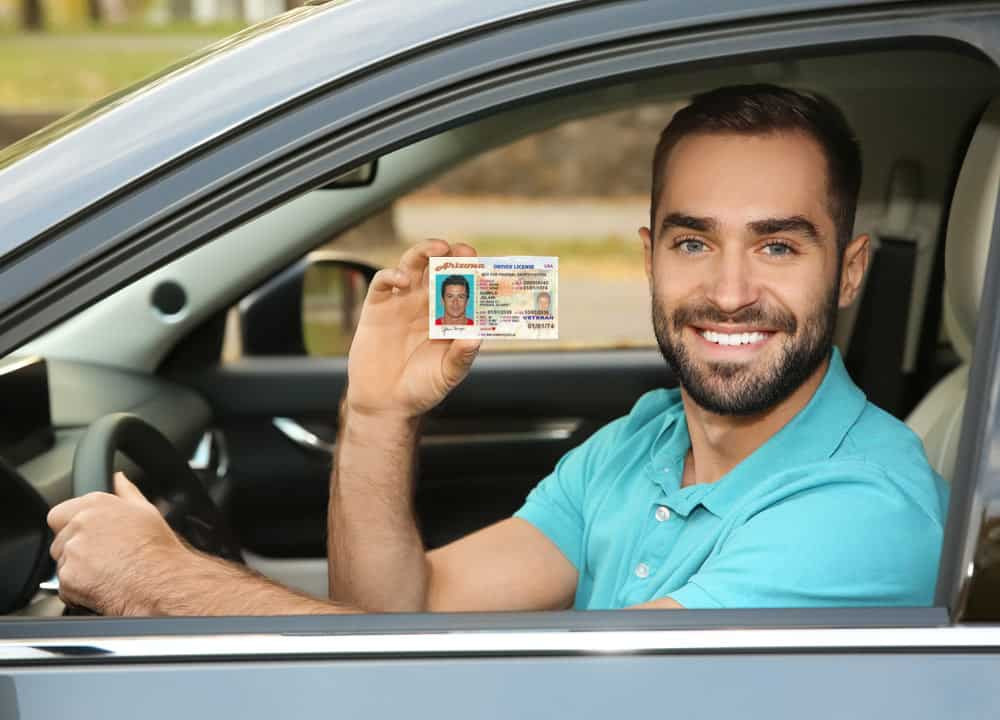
[429,257,558,340]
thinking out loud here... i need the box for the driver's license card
[428,256,558,340]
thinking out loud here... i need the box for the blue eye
[676,238,707,254]
[762,241,794,256]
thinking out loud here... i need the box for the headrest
[943,98,1000,362]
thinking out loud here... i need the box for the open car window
[2,3,1000,663]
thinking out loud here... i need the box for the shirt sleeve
[669,468,945,609]
[514,416,627,571]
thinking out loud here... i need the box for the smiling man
[328,84,948,612]
[47,85,948,616]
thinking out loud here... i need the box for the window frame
[2,1,1000,661]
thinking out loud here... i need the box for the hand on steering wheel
[48,413,242,615]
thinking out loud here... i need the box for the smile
[698,329,771,346]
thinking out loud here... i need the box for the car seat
[905,98,1000,482]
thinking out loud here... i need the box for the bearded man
[326,84,948,612]
[48,85,947,615]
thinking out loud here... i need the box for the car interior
[2,42,1000,617]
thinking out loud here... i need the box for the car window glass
[229,105,691,360]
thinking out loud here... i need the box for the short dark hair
[650,84,861,251]
[441,275,469,298]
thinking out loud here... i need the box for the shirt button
[634,562,650,579]
[655,506,671,522]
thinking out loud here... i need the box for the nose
[704,247,758,313]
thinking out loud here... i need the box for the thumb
[441,339,482,386]
[113,472,147,505]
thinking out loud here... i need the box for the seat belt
[845,234,918,416]
[845,160,930,418]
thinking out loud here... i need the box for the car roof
[0,0,898,258]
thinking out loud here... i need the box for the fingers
[441,338,482,386]
[398,239,480,280]
[48,475,145,536]
[399,239,451,282]
[450,242,478,258]
[47,493,107,534]
[47,492,115,559]
[369,240,479,306]
[113,472,148,506]
[49,525,68,562]
[368,267,410,297]
[49,522,77,565]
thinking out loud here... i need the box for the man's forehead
[656,130,834,231]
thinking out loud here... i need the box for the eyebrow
[660,213,718,234]
[748,216,820,242]
[659,212,821,243]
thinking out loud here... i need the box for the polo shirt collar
[648,348,867,517]
[645,389,689,490]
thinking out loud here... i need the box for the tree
[21,0,44,30]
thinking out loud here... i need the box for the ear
[639,226,654,295]
[837,233,871,308]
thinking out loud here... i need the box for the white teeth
[700,330,768,346]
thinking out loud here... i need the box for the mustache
[670,303,797,334]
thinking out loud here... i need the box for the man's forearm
[328,402,429,612]
[127,550,358,616]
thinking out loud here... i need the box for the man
[435,274,475,325]
[535,291,552,315]
[47,85,946,615]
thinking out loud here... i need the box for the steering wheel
[72,413,244,564]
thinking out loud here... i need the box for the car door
[4,2,1000,718]
[171,118,676,561]
[181,344,671,558]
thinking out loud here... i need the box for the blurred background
[0,0,272,127]
[0,2,675,353]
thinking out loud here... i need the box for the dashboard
[0,355,212,615]
[11,357,211,506]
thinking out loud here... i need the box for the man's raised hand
[346,239,482,420]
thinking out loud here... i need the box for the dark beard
[653,286,839,416]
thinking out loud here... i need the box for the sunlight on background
[0,0,252,112]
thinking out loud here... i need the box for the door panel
[179,350,673,556]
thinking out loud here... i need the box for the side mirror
[302,260,371,356]
[0,457,54,614]
[240,256,376,356]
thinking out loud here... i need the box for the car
[1,0,1000,716]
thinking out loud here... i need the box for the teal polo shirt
[515,349,949,609]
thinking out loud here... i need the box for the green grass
[0,26,241,111]
[0,21,248,36]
